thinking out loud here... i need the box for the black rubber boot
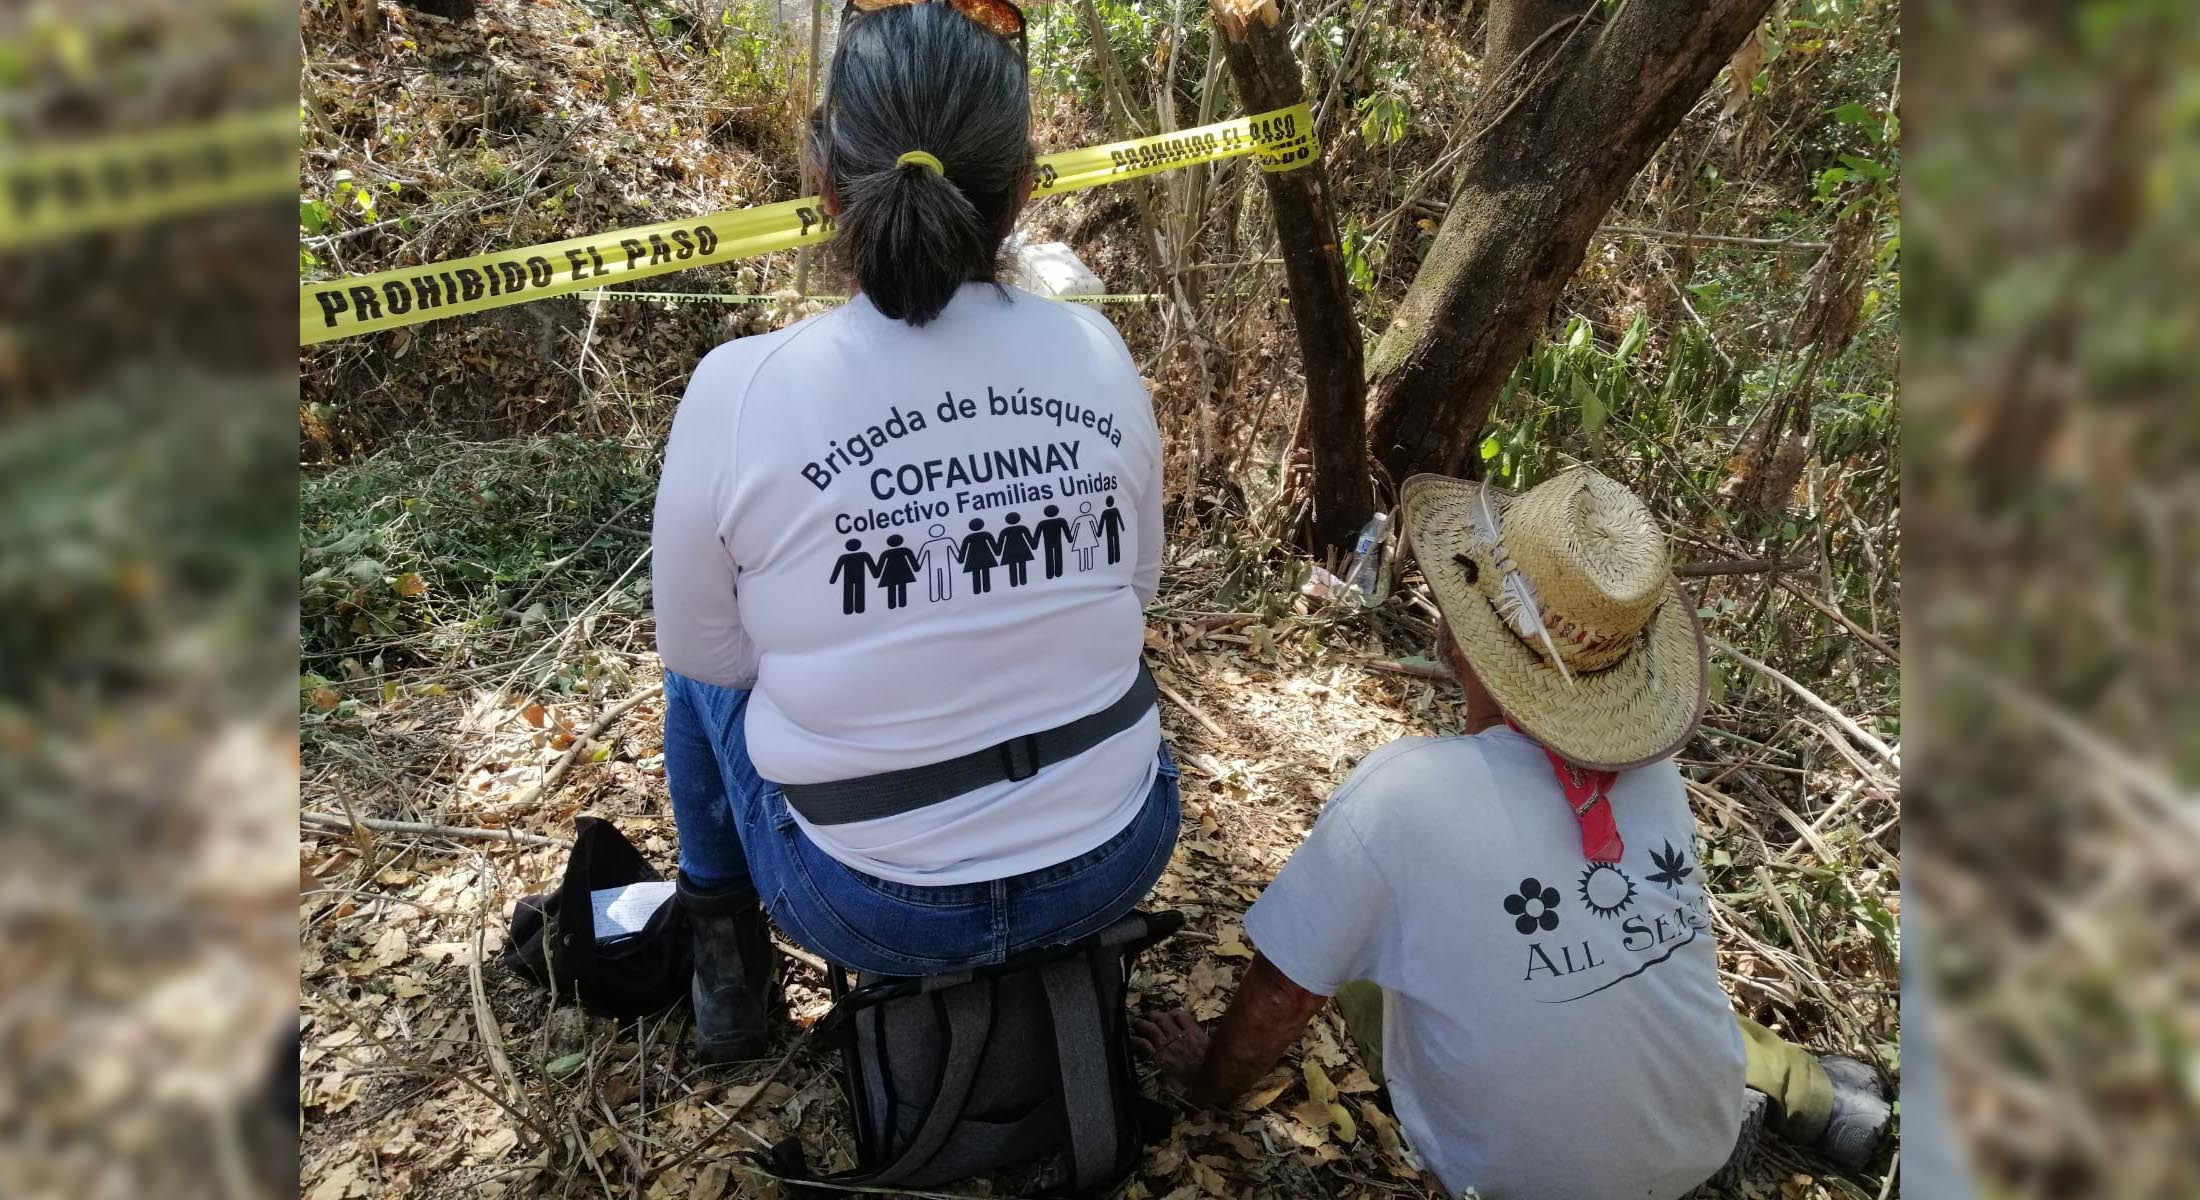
[679,871,778,1065]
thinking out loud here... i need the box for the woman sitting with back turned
[650,0,1178,1063]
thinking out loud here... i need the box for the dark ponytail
[810,5,1032,325]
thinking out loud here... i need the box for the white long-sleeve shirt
[651,284,1164,884]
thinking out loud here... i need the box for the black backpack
[763,909,1184,1196]
[501,816,693,1019]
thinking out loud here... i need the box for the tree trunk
[1484,0,1591,78]
[1364,0,1774,486]
[1212,0,1374,557]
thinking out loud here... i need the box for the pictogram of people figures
[918,523,961,602]
[997,512,1039,587]
[1035,504,1072,578]
[959,518,1000,594]
[1071,501,1102,572]
[832,496,1125,613]
[875,534,921,609]
[830,538,876,615]
[1098,494,1126,564]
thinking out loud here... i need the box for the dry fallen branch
[300,810,565,847]
[469,859,527,1129]
[1357,656,1451,681]
[1600,223,1831,251]
[1777,577,1899,663]
[501,683,666,810]
[1155,673,1231,741]
[645,1035,807,1180]
[724,1163,996,1198]
[1674,556,1789,577]
[1944,655,2200,851]
[318,987,564,1149]
[774,936,829,976]
[499,492,651,624]
[1711,637,1899,768]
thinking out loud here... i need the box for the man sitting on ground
[1134,467,1890,1199]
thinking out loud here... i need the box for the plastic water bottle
[1342,512,1390,599]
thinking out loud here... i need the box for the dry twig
[318,988,563,1149]
[468,858,527,1129]
[1712,637,1898,768]
[501,683,666,810]
[301,810,565,847]
[1674,557,1789,577]
[1155,673,1231,741]
[1777,577,1898,663]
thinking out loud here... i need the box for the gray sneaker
[1813,1055,1893,1172]
[1818,1053,1887,1099]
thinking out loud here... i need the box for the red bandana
[1506,718,1623,863]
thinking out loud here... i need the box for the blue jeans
[663,669,1182,976]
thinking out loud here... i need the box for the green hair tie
[895,150,945,175]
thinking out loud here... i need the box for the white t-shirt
[651,284,1164,885]
[1245,729,1745,1200]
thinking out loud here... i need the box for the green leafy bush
[300,435,658,665]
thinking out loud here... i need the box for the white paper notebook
[590,881,675,939]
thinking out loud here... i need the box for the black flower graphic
[1647,839,1693,890]
[1502,877,1562,935]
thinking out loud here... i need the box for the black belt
[780,664,1159,826]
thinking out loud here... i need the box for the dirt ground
[299,575,1897,1200]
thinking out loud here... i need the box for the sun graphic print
[1577,862,1637,919]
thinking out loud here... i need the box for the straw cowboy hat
[1400,466,1707,771]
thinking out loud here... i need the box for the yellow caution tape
[1027,102,1316,193]
[575,289,1165,305]
[301,102,1314,345]
[0,109,297,251]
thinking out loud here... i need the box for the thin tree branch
[621,0,675,73]
[500,684,666,809]
[1601,223,1829,250]
[501,491,652,625]
[301,811,565,846]
[1711,637,1899,768]
[1776,577,1899,663]
[645,1037,807,1177]
[1155,674,1231,741]
[1674,557,1789,577]
[318,988,564,1149]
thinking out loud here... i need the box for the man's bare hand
[1132,954,1326,1110]
[1132,1007,1209,1089]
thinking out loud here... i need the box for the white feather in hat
[1470,484,1574,686]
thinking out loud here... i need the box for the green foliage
[298,177,419,278]
[300,436,658,665]
[1356,91,1408,147]
[1480,313,1666,489]
[1,374,294,706]
[1030,0,1192,111]
[1181,518,1305,621]
[1340,215,1379,296]
[710,0,795,96]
